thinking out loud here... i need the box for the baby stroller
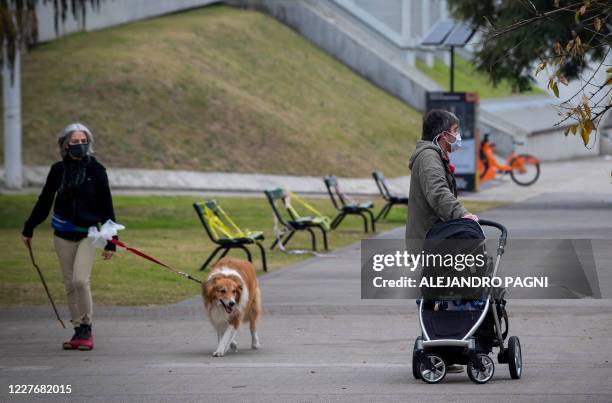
[412,218,522,384]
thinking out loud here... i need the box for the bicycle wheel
[509,154,540,186]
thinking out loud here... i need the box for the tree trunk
[2,43,23,189]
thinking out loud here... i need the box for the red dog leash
[110,239,202,285]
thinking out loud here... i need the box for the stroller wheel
[467,354,495,384]
[508,336,522,379]
[419,354,446,384]
[412,338,421,379]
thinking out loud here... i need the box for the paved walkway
[2,156,610,202]
[1,189,611,401]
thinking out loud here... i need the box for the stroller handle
[478,219,508,254]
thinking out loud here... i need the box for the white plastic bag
[88,220,125,249]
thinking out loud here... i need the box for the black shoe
[76,324,94,351]
[78,324,92,338]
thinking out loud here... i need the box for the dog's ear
[203,279,216,297]
[235,283,244,303]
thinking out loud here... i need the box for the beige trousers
[53,235,95,327]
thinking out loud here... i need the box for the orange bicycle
[478,134,540,186]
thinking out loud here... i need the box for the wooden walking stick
[25,242,66,328]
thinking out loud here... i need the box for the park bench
[264,188,330,251]
[193,200,267,272]
[323,175,376,233]
[372,170,408,222]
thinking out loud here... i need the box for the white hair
[57,122,94,158]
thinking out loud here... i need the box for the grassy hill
[2,5,422,177]
[417,55,544,98]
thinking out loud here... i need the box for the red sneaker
[62,326,82,350]
[75,324,94,351]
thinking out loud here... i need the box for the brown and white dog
[203,257,261,357]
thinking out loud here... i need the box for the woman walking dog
[22,123,117,351]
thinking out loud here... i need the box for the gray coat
[405,140,469,252]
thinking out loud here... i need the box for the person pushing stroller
[406,109,478,373]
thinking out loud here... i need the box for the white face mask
[449,132,462,152]
[433,131,462,152]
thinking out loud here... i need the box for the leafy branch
[1,0,102,76]
[449,0,611,146]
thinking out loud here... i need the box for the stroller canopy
[421,218,488,300]
[426,218,485,241]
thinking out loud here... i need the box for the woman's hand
[23,237,32,248]
[102,250,114,260]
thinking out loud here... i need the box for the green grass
[0,194,501,306]
[416,56,544,98]
[0,5,422,177]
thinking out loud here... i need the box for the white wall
[482,126,601,161]
[36,0,221,42]
[519,130,601,161]
[353,0,402,34]
[479,120,602,162]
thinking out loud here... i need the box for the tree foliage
[1,0,101,72]
[449,0,611,146]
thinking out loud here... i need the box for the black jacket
[22,156,117,251]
